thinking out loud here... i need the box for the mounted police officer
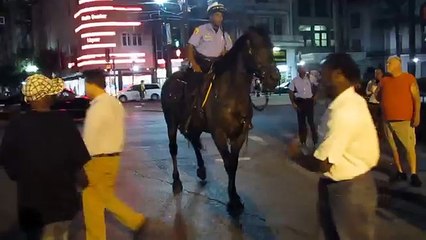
[184,2,232,132]
[187,2,232,73]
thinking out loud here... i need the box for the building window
[351,13,361,29]
[299,25,312,47]
[298,0,311,17]
[274,17,283,35]
[254,17,271,32]
[351,39,362,51]
[315,0,329,17]
[122,33,142,46]
[299,25,312,32]
[314,25,328,47]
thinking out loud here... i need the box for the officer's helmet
[207,2,227,16]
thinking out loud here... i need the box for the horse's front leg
[227,133,247,215]
[189,132,206,181]
[212,130,245,216]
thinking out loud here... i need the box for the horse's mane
[214,26,273,74]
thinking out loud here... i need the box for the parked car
[118,84,161,102]
[0,89,90,121]
[274,81,290,94]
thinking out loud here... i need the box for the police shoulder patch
[193,27,200,35]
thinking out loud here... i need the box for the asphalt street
[1,100,426,239]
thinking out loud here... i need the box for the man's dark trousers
[318,172,377,240]
[295,98,318,145]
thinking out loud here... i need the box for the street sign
[274,49,287,63]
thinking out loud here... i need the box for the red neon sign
[81,43,117,50]
[79,0,113,5]
[74,6,142,19]
[78,58,146,67]
[75,21,141,33]
[81,31,116,38]
[77,53,146,61]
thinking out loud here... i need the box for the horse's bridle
[246,45,271,112]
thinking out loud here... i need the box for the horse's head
[241,26,280,91]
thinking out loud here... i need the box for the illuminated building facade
[72,0,156,94]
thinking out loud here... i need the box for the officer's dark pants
[318,172,377,240]
[295,98,318,144]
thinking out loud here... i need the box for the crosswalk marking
[248,135,268,145]
[215,157,251,162]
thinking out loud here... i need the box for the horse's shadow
[174,164,277,240]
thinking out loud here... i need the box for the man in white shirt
[289,54,379,240]
[289,66,318,147]
[82,70,146,240]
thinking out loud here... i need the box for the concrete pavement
[0,100,425,239]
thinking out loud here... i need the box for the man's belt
[92,152,121,158]
[195,51,220,73]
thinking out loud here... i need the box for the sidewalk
[251,94,291,106]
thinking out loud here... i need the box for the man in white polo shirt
[290,53,379,239]
[82,70,146,240]
[289,66,318,147]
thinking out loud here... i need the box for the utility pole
[408,0,416,75]
[180,0,189,45]
[332,0,343,53]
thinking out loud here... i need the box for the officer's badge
[193,27,200,35]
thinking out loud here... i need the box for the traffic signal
[105,48,111,63]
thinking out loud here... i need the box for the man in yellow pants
[82,70,146,240]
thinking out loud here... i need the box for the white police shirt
[314,87,379,181]
[289,75,314,99]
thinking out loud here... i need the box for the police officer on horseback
[187,2,232,73]
[183,2,232,132]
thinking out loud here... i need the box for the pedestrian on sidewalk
[289,66,319,149]
[366,67,384,137]
[82,70,146,240]
[289,53,379,240]
[379,56,422,187]
[0,74,91,240]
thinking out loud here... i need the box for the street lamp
[24,63,38,73]
[131,61,139,85]
[154,0,168,4]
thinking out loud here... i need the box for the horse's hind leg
[166,115,183,194]
[189,133,206,181]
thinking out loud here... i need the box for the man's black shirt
[0,111,90,227]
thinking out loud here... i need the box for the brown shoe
[133,218,148,240]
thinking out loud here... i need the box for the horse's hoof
[197,167,207,181]
[227,200,244,217]
[172,180,183,195]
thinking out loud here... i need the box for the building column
[332,0,344,53]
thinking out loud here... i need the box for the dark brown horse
[161,27,280,215]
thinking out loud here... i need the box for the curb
[373,154,426,208]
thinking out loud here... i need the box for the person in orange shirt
[379,56,422,187]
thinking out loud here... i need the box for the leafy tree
[34,49,61,77]
[0,64,26,87]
